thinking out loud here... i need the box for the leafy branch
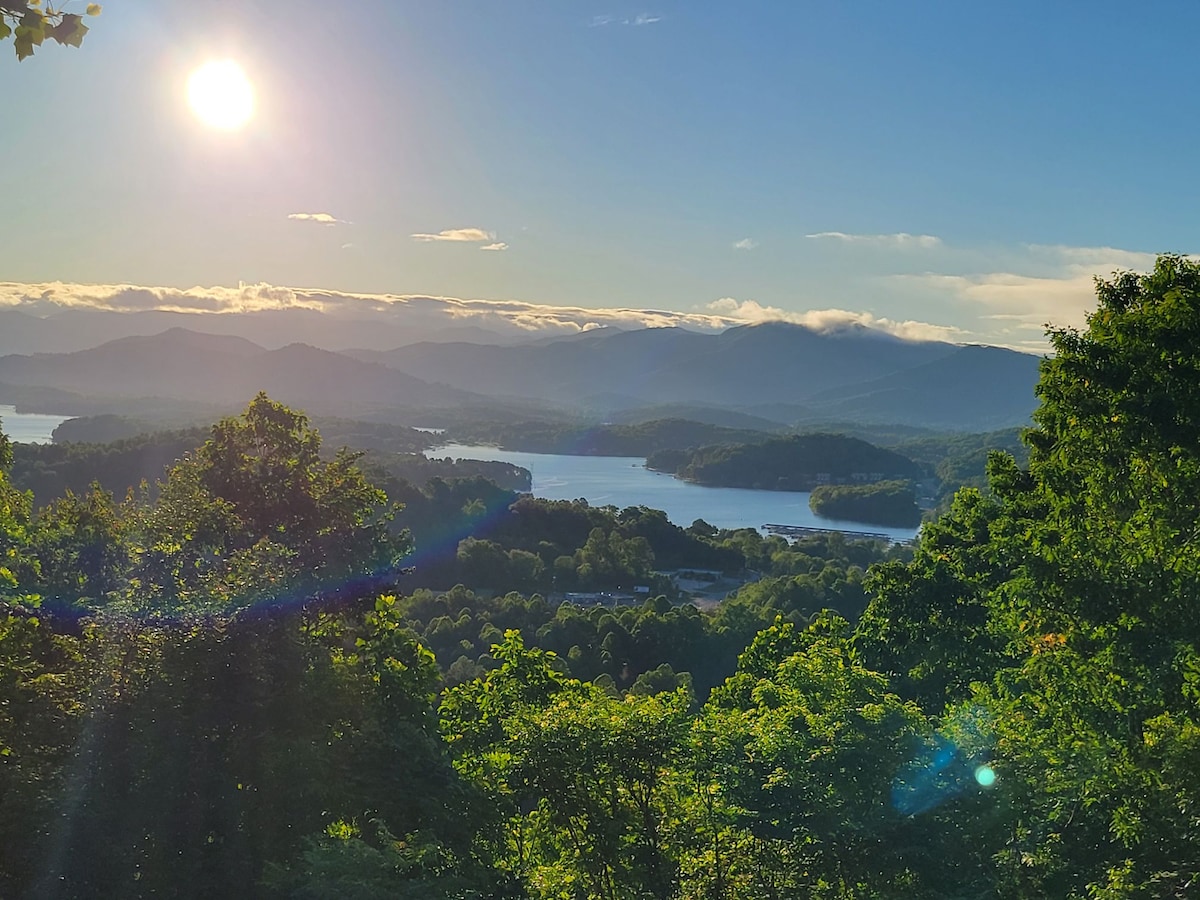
[0,1,101,61]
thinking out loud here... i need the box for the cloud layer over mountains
[0,281,966,347]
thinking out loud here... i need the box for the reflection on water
[0,405,71,445]
[427,443,919,541]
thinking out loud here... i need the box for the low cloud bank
[892,244,1162,351]
[706,298,966,342]
[0,281,967,346]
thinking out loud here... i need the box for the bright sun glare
[187,60,255,131]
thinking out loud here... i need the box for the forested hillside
[437,417,775,456]
[648,433,922,490]
[2,257,1200,897]
[347,322,1040,429]
[8,422,517,509]
[809,480,922,527]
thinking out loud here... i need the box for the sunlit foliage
[4,257,1200,898]
[0,1,100,61]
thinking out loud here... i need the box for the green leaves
[49,13,86,48]
[699,619,942,894]
[122,393,411,615]
[848,254,1200,896]
[12,23,39,61]
[2,2,95,59]
[442,639,692,898]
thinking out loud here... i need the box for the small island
[809,480,922,527]
[646,433,922,491]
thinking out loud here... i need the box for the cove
[427,443,919,542]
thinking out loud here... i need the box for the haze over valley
[0,314,1041,432]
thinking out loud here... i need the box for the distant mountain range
[347,322,1044,430]
[804,343,1043,429]
[0,307,533,357]
[0,322,1045,432]
[348,323,942,405]
[0,329,481,417]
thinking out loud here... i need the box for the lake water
[428,443,920,541]
[0,405,71,444]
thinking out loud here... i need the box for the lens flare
[892,710,998,816]
[974,765,997,788]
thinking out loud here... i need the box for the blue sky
[2,1,1198,349]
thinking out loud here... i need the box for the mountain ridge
[0,323,1044,431]
[0,329,483,416]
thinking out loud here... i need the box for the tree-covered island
[809,479,922,527]
[647,433,922,491]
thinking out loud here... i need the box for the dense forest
[3,257,1200,897]
[9,429,529,510]
[436,418,775,457]
[647,433,922,491]
[49,414,438,455]
[809,480,922,527]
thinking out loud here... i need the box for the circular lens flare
[187,60,255,130]
[974,765,997,788]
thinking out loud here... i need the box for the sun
[187,60,255,130]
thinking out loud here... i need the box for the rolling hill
[804,344,1043,429]
[0,329,482,416]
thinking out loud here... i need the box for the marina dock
[761,523,906,543]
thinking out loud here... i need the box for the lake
[0,405,71,444]
[428,443,920,541]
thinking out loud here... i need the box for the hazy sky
[3,1,1197,350]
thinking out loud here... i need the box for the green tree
[574,527,654,589]
[28,483,128,610]
[0,399,487,897]
[700,617,933,897]
[0,421,92,894]
[854,256,1200,895]
[968,255,1200,895]
[442,631,692,899]
[854,483,1015,713]
[456,537,511,589]
[125,393,408,615]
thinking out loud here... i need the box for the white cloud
[3,243,1157,352]
[435,298,732,333]
[1023,243,1156,270]
[894,244,1161,337]
[706,298,966,342]
[806,231,943,249]
[480,242,509,252]
[732,238,757,250]
[0,281,321,315]
[0,280,984,344]
[590,12,662,26]
[411,228,495,243]
[0,280,739,336]
[287,212,347,225]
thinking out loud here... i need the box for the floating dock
[761,523,903,543]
